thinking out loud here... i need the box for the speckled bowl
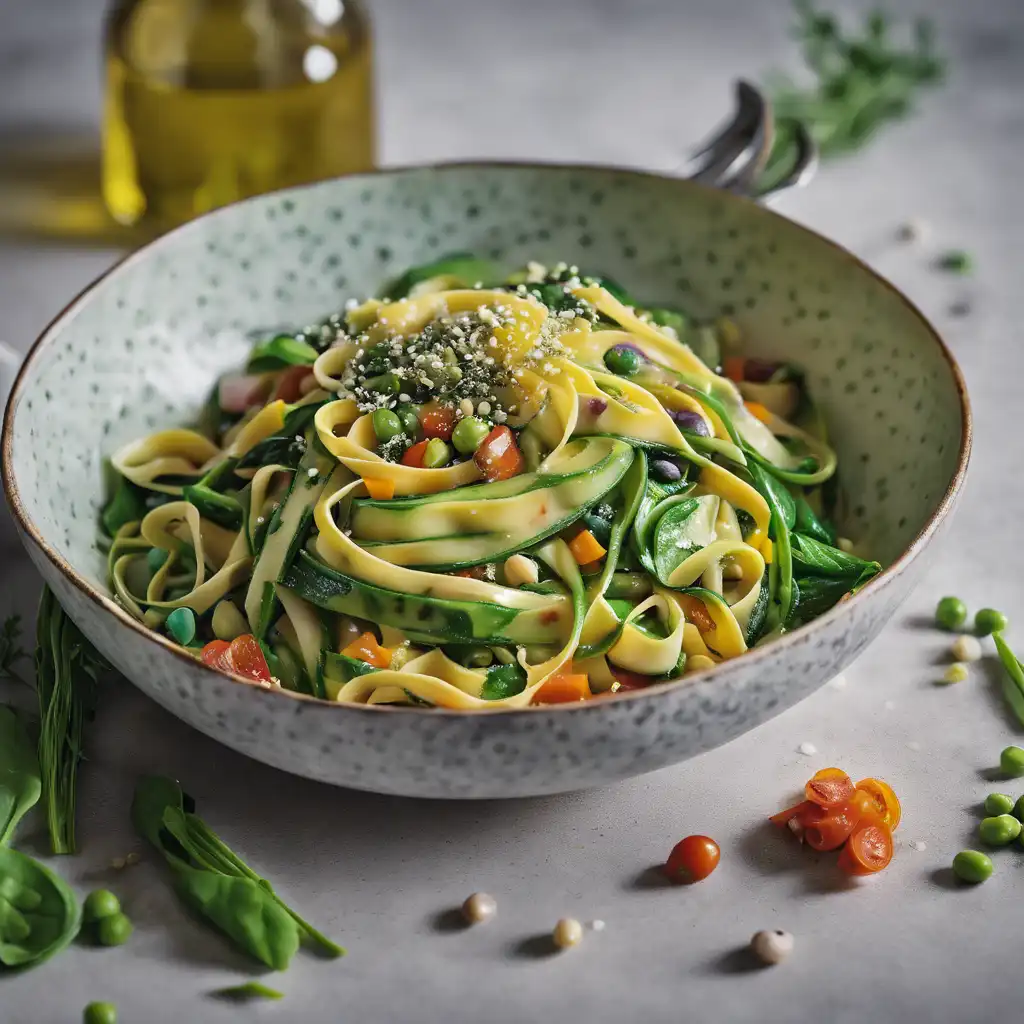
[2,164,970,798]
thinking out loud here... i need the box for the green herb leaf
[247,334,320,374]
[35,588,106,855]
[0,706,41,847]
[0,846,80,967]
[936,249,973,275]
[790,534,880,581]
[212,981,285,1001]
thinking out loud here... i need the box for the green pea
[952,850,993,883]
[422,438,452,469]
[1013,795,1024,823]
[603,344,641,377]
[1001,745,1024,777]
[146,547,168,573]
[979,814,1021,846]
[984,793,1015,817]
[935,596,967,630]
[451,416,490,454]
[363,372,400,397]
[395,403,422,438]
[97,912,133,947]
[372,408,404,442]
[165,607,196,646]
[83,889,121,923]
[84,1003,118,1024]
[975,607,1008,636]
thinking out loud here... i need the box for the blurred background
[0,0,1019,375]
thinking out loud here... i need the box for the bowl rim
[1,160,973,717]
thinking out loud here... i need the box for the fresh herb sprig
[761,1,945,187]
[35,587,107,855]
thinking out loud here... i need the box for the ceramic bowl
[2,164,970,798]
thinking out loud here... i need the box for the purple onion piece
[587,397,608,416]
[672,409,711,438]
[651,458,682,483]
[743,358,782,383]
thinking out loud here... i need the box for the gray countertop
[2,1,1022,1021]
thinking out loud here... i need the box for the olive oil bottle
[102,0,374,232]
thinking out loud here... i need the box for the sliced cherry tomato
[401,439,430,468]
[419,401,457,440]
[474,425,524,482]
[804,803,860,851]
[723,356,745,382]
[805,767,855,808]
[609,667,651,691]
[273,364,313,403]
[838,823,894,875]
[664,835,721,884]
[854,778,901,831]
[200,639,234,673]
[769,799,817,828]
[678,594,715,633]
[228,634,273,683]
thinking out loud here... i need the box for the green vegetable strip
[34,588,103,855]
[993,633,1024,728]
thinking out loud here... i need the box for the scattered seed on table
[750,930,794,965]
[830,675,847,689]
[461,892,497,925]
[951,635,982,662]
[942,662,969,685]
[908,840,927,852]
[552,918,583,950]
[588,919,606,932]
[110,857,126,871]
[1000,746,1024,777]
[896,218,928,243]
[984,793,1015,817]
[952,850,993,883]
[948,299,972,318]
[797,742,817,756]
[124,852,141,867]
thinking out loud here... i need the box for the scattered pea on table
[979,814,1021,847]
[82,889,121,924]
[1000,746,1024,777]
[952,850,993,884]
[942,662,969,685]
[984,793,1016,817]
[83,1002,117,1024]
[97,912,133,947]
[976,608,1008,636]
[935,596,967,631]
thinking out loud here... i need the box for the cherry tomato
[474,425,524,482]
[227,635,273,683]
[838,823,894,875]
[805,767,855,809]
[401,439,430,468]
[854,778,901,831]
[609,667,651,691]
[200,639,234,673]
[664,835,721,884]
[273,364,313,403]
[804,804,860,851]
[769,799,816,829]
[677,594,715,633]
[419,401,457,440]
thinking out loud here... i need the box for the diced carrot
[342,631,392,668]
[401,439,430,468]
[363,477,396,500]
[534,673,591,704]
[744,400,773,424]
[678,594,715,634]
[723,356,746,382]
[568,529,607,565]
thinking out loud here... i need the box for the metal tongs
[683,80,817,200]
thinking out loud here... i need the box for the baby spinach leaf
[101,477,147,537]
[794,497,836,545]
[247,335,319,374]
[791,534,881,581]
[756,469,797,535]
[745,569,772,646]
[0,847,80,968]
[481,664,526,701]
[0,707,41,847]
[652,496,717,585]
[172,864,300,971]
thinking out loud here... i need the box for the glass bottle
[102,0,374,232]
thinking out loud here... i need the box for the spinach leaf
[0,707,41,847]
[745,569,772,646]
[172,864,300,971]
[247,335,319,374]
[794,497,836,545]
[386,254,498,299]
[790,535,880,581]
[101,476,147,537]
[0,846,80,968]
[757,470,797,535]
[652,496,716,585]
[182,485,244,530]
[132,776,343,966]
[787,575,858,625]
[480,664,526,701]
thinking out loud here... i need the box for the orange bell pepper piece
[342,631,392,669]
[534,673,591,704]
[568,529,607,565]
[363,477,396,500]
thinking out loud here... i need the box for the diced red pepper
[401,439,430,468]
[474,425,524,482]
[420,401,457,440]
